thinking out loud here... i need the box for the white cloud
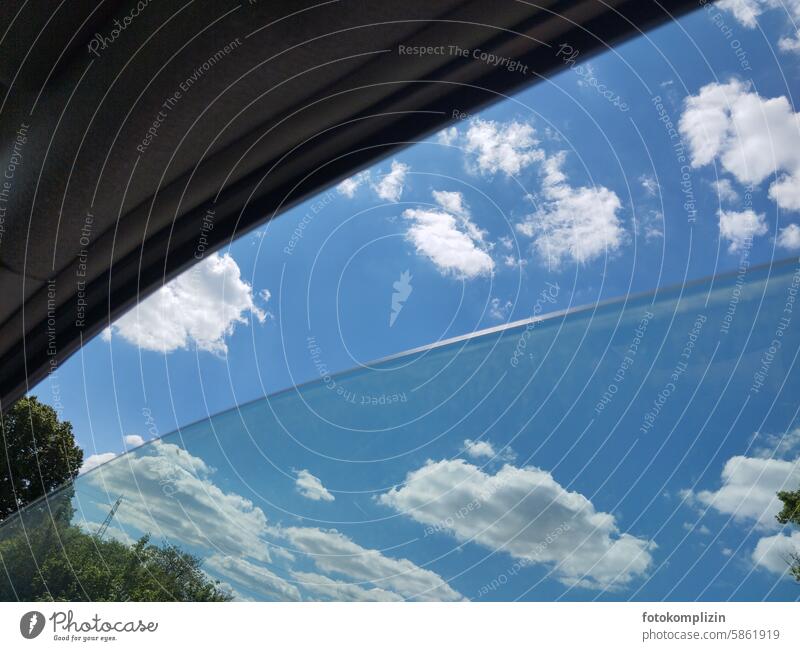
[281,526,464,601]
[679,80,800,212]
[80,452,117,474]
[337,170,370,198]
[403,191,494,279]
[778,223,800,250]
[639,174,659,197]
[719,209,768,253]
[81,438,464,601]
[464,439,497,459]
[463,438,516,462]
[461,119,544,177]
[291,571,404,601]
[717,0,764,27]
[779,29,800,52]
[379,458,654,590]
[84,439,276,563]
[373,161,409,202]
[752,530,800,575]
[488,298,512,321]
[106,253,266,355]
[204,554,300,601]
[294,469,335,502]
[124,434,145,448]
[436,126,458,146]
[711,178,740,204]
[752,428,800,459]
[516,153,625,267]
[718,0,800,28]
[688,455,800,529]
[431,190,468,216]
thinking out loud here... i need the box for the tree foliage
[0,396,83,521]
[776,488,800,582]
[0,498,231,601]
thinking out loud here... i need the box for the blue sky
[30,2,800,599]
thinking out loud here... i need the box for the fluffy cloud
[84,439,275,563]
[719,209,768,252]
[711,178,739,204]
[81,440,464,601]
[80,452,117,474]
[752,530,800,575]
[777,223,800,250]
[718,0,800,29]
[679,80,800,212]
[717,0,765,27]
[403,191,494,279]
[373,160,409,202]
[688,455,800,529]
[431,190,468,216]
[291,571,404,602]
[686,430,800,572]
[779,30,800,52]
[294,469,335,502]
[464,438,497,459]
[204,554,300,601]
[281,526,464,601]
[379,458,654,590]
[516,153,625,267]
[436,126,458,146]
[752,428,800,459]
[105,253,266,355]
[124,434,145,448]
[336,170,370,198]
[463,438,516,462]
[461,119,544,177]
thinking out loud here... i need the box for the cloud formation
[204,554,301,601]
[718,209,768,253]
[403,191,494,279]
[336,170,371,198]
[777,224,800,250]
[291,571,404,601]
[679,80,800,212]
[294,469,335,502]
[281,526,464,601]
[105,253,266,355]
[516,153,625,267]
[379,458,654,590]
[461,119,544,177]
[686,449,800,530]
[373,161,409,202]
[80,452,117,474]
[84,439,275,563]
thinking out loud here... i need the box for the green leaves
[0,396,83,521]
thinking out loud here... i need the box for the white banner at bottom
[1,602,797,650]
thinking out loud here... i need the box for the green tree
[0,396,83,521]
[776,488,800,581]
[0,497,231,601]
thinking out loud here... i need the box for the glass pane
[4,259,798,600]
